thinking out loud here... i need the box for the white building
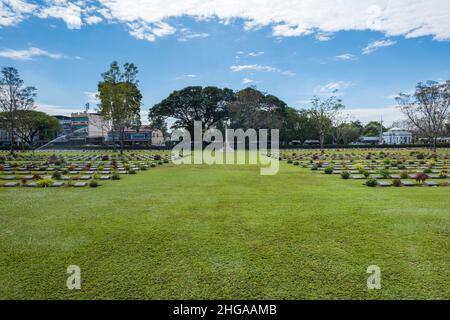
[382,127,413,145]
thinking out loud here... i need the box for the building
[106,125,165,146]
[357,137,381,145]
[382,127,413,145]
[70,112,109,144]
[151,129,165,146]
[0,128,13,147]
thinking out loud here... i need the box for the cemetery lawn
[0,162,448,299]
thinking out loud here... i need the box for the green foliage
[324,166,333,174]
[341,171,350,179]
[149,86,234,135]
[37,179,53,188]
[366,178,378,187]
[51,171,62,180]
[379,169,391,179]
[392,179,402,187]
[97,62,142,153]
[89,180,99,188]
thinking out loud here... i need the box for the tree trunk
[9,128,14,155]
[319,131,325,151]
[120,128,124,155]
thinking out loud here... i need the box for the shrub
[341,171,350,179]
[287,159,293,164]
[293,161,300,166]
[392,179,402,187]
[379,169,391,179]
[154,155,162,161]
[416,153,425,159]
[111,173,120,180]
[158,161,163,165]
[150,163,156,168]
[311,164,318,171]
[128,169,137,174]
[140,166,148,171]
[37,179,53,188]
[415,172,428,184]
[439,171,448,179]
[398,165,406,170]
[324,166,333,174]
[33,174,42,180]
[163,159,169,163]
[366,178,378,187]
[423,168,432,174]
[52,171,62,180]
[102,155,110,161]
[89,180,99,188]
[363,170,370,178]
[400,171,409,179]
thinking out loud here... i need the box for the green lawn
[0,160,449,299]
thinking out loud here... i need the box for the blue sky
[1,0,449,124]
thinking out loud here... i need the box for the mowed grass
[0,161,449,299]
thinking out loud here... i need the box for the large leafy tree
[279,108,318,145]
[308,95,345,150]
[98,62,142,153]
[397,81,449,151]
[0,67,36,154]
[363,121,386,137]
[0,110,61,146]
[149,86,234,135]
[228,87,287,131]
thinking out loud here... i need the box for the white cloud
[0,0,36,27]
[317,81,354,95]
[362,39,397,54]
[36,0,84,29]
[175,74,197,80]
[336,53,356,60]
[85,15,102,25]
[84,91,99,105]
[127,20,176,42]
[315,32,333,41]
[35,102,79,116]
[178,28,209,41]
[0,47,66,60]
[2,1,450,42]
[347,106,404,125]
[248,51,264,57]
[230,64,294,76]
[242,78,254,84]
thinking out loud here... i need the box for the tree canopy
[149,86,235,135]
[97,61,142,153]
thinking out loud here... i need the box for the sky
[1,0,450,125]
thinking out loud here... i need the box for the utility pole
[379,116,383,145]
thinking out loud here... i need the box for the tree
[7,110,61,146]
[149,116,168,139]
[397,81,449,151]
[228,87,287,132]
[0,67,36,154]
[149,86,234,136]
[308,95,345,150]
[98,62,142,154]
[335,122,362,144]
[363,121,386,137]
[279,108,318,145]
